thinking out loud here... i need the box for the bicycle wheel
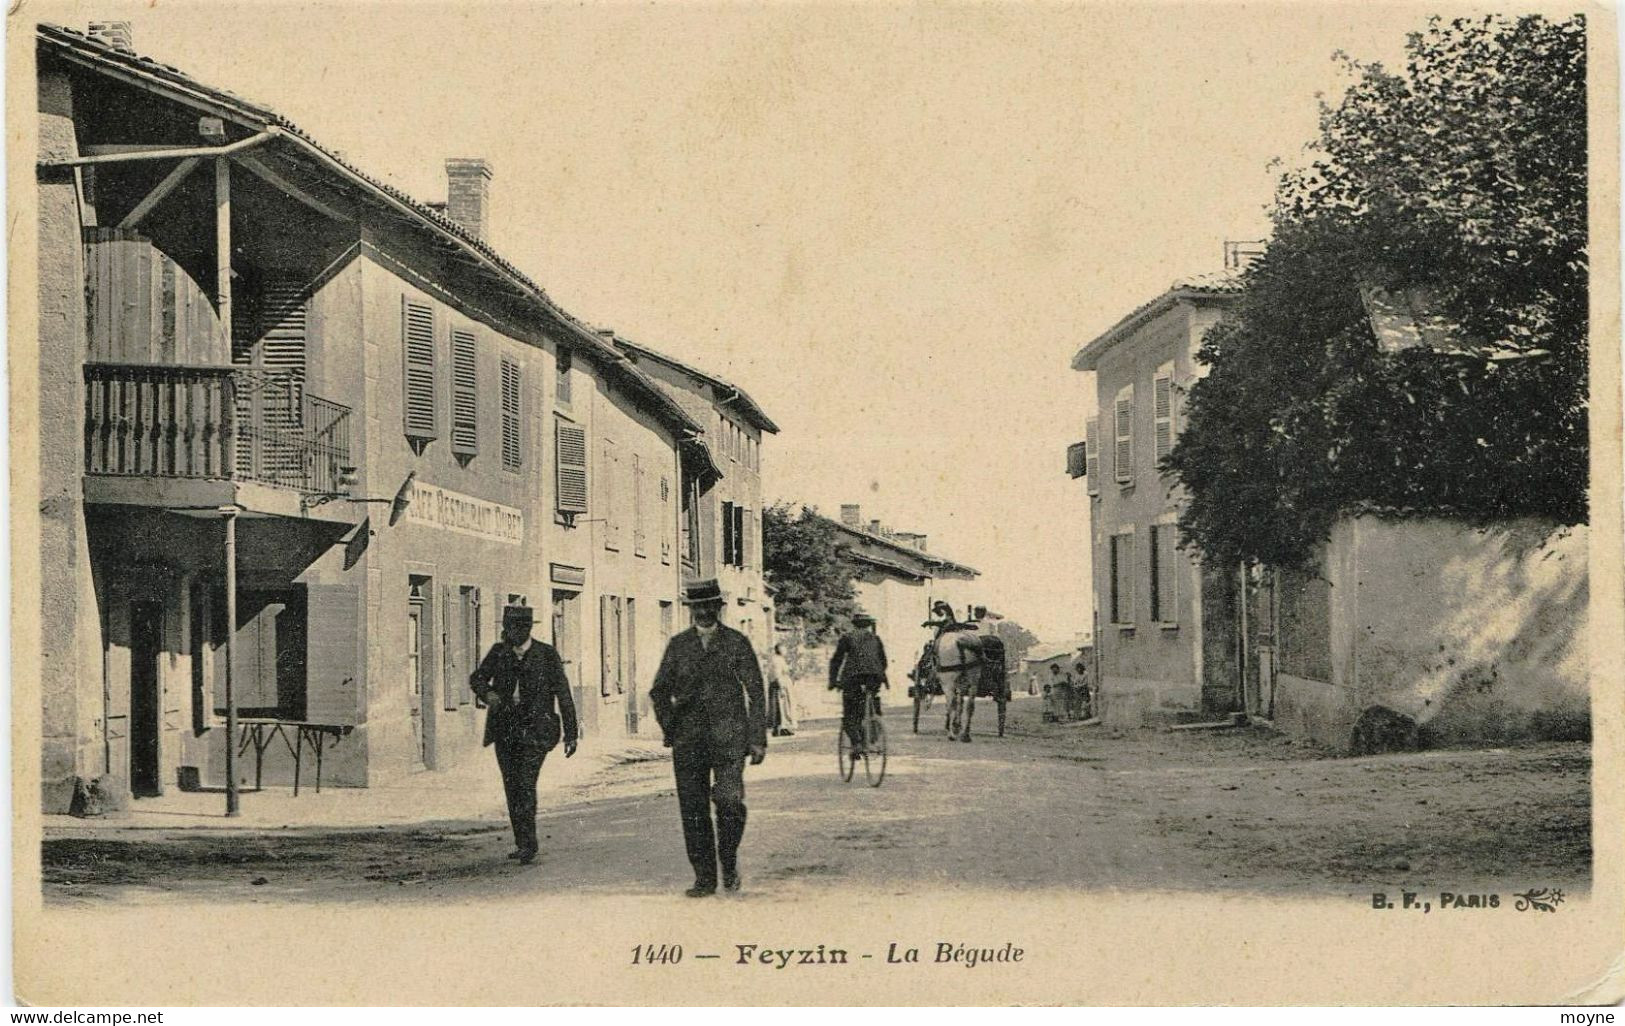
[864,705,887,788]
[837,721,855,782]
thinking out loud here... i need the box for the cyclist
[829,612,888,756]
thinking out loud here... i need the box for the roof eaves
[614,337,780,434]
[1070,275,1243,372]
[38,23,704,436]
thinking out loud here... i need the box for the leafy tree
[1167,14,1587,569]
[990,619,1040,668]
[761,502,860,642]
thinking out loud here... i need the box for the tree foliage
[761,502,860,642]
[1166,15,1588,569]
[990,619,1040,668]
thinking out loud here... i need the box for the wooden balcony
[83,362,353,514]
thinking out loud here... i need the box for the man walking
[650,579,768,897]
[469,605,578,865]
[829,612,888,757]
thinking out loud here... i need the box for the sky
[36,1,1430,640]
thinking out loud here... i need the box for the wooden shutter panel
[500,358,522,470]
[555,422,589,513]
[721,501,734,567]
[599,594,613,696]
[441,585,459,711]
[1153,367,1174,464]
[630,455,643,559]
[402,298,438,439]
[740,507,752,568]
[660,475,672,563]
[1114,386,1134,483]
[450,328,478,456]
[601,439,619,549]
[1085,417,1100,495]
[305,584,360,725]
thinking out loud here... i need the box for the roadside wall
[1274,515,1588,752]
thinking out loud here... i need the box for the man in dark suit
[469,605,578,865]
[829,612,888,756]
[649,579,767,897]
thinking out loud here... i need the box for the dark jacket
[649,625,767,763]
[829,630,888,687]
[470,639,578,751]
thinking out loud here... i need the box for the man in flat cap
[469,604,578,865]
[649,579,767,897]
[829,611,889,758]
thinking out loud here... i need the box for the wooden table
[236,719,354,795]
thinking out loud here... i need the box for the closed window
[1110,532,1135,625]
[555,421,588,514]
[659,475,673,565]
[1085,416,1101,496]
[1153,362,1175,468]
[633,453,648,557]
[1113,384,1134,484]
[401,298,437,441]
[500,358,522,472]
[450,327,478,457]
[602,439,621,550]
[1150,523,1179,625]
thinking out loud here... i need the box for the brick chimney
[868,519,881,535]
[89,21,134,52]
[840,504,861,528]
[445,158,493,243]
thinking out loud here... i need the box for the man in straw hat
[650,579,768,896]
[469,604,578,865]
[829,611,889,758]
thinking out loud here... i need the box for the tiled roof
[613,336,780,434]
[38,22,704,435]
[1070,271,1244,372]
[825,517,979,578]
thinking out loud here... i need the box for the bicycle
[836,685,887,787]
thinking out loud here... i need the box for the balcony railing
[84,362,352,496]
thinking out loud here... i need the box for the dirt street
[43,697,1590,905]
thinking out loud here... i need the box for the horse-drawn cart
[910,620,1010,738]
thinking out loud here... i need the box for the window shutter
[1114,386,1134,483]
[401,297,438,440]
[1157,525,1180,624]
[1154,365,1174,465]
[721,501,735,567]
[599,594,613,696]
[304,584,360,725]
[459,587,480,706]
[1086,416,1101,495]
[660,475,672,564]
[555,422,588,513]
[1066,441,1087,479]
[602,439,619,550]
[740,507,752,568]
[633,454,647,556]
[449,328,478,456]
[500,358,522,471]
[441,584,459,712]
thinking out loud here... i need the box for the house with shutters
[1068,273,1243,726]
[33,21,703,809]
[613,336,780,656]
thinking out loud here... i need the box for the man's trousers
[671,744,747,885]
[494,738,549,854]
